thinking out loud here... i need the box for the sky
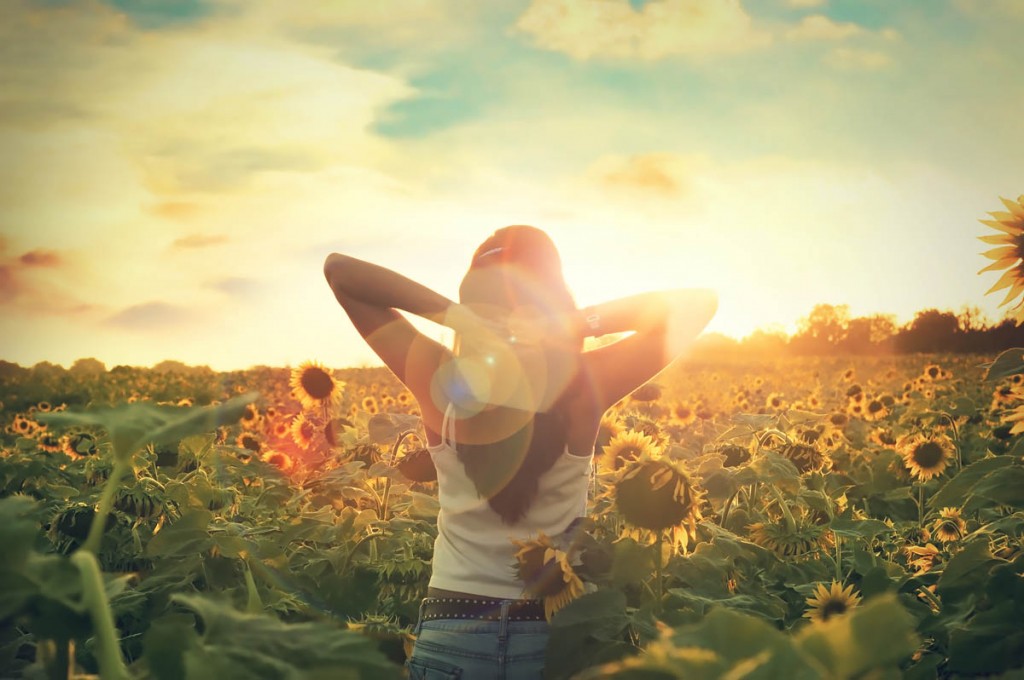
[1,0,1023,371]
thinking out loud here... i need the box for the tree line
[692,304,1024,357]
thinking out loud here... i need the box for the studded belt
[419,597,546,622]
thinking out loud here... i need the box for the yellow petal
[1000,280,1024,307]
[1011,420,1024,435]
[980,218,1023,236]
[1001,197,1024,219]
[978,259,1016,274]
[988,267,1024,294]
[982,245,1020,261]
[979,233,1014,245]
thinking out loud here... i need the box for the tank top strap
[441,402,457,451]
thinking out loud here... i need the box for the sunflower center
[912,442,944,468]
[821,599,848,619]
[301,368,335,400]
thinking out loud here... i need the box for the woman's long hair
[453,225,581,524]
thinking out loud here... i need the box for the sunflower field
[2,196,1023,679]
[2,348,1023,680]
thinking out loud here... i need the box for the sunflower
[236,432,263,454]
[630,382,662,402]
[36,401,52,413]
[512,533,586,621]
[905,543,941,575]
[748,510,833,559]
[869,428,898,448]
[828,412,849,428]
[803,582,862,623]
[673,402,697,427]
[361,395,379,415]
[262,450,294,472]
[272,420,291,440]
[290,413,317,449]
[240,403,262,431]
[289,361,343,411]
[712,442,751,468]
[978,195,1024,323]
[37,433,63,453]
[931,507,967,543]
[61,432,98,459]
[841,368,855,382]
[614,459,702,540]
[921,364,943,381]
[897,433,954,481]
[765,392,786,410]
[778,443,830,474]
[863,398,888,422]
[598,429,661,472]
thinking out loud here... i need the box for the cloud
[172,234,229,250]
[785,14,864,41]
[513,0,771,61]
[586,152,706,197]
[148,201,203,220]
[18,249,62,267]
[207,276,261,297]
[825,47,892,70]
[953,0,1024,19]
[104,301,195,329]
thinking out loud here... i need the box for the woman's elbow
[323,253,348,288]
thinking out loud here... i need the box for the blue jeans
[407,600,550,679]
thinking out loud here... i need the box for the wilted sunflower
[906,543,941,575]
[512,533,585,621]
[630,382,662,402]
[598,429,661,472]
[931,507,967,543]
[897,433,954,481]
[711,442,751,468]
[748,511,833,559]
[290,361,343,412]
[778,443,830,474]
[978,195,1024,323]
[803,581,862,623]
[290,413,317,449]
[614,459,702,542]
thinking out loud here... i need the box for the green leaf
[170,593,398,679]
[829,518,893,542]
[796,594,919,678]
[969,464,1024,509]
[545,590,633,680]
[750,452,801,494]
[929,455,1017,511]
[38,393,259,464]
[982,348,1024,381]
[146,510,214,557]
[936,539,1001,604]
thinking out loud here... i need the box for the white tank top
[427,404,594,599]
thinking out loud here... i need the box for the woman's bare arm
[576,288,718,410]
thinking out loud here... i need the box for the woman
[323,225,717,679]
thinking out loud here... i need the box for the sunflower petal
[1001,280,1024,307]
[981,218,1024,236]
[985,267,1022,294]
[1001,197,1024,219]
[982,246,1020,260]
[979,233,1014,245]
[978,258,1017,274]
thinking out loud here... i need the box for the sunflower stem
[654,530,664,614]
[918,484,926,528]
[82,458,131,556]
[720,491,738,530]
[834,534,842,581]
[765,483,796,534]
[70,550,130,680]
[942,413,962,471]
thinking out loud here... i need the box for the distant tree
[791,304,850,354]
[70,358,106,377]
[896,309,960,353]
